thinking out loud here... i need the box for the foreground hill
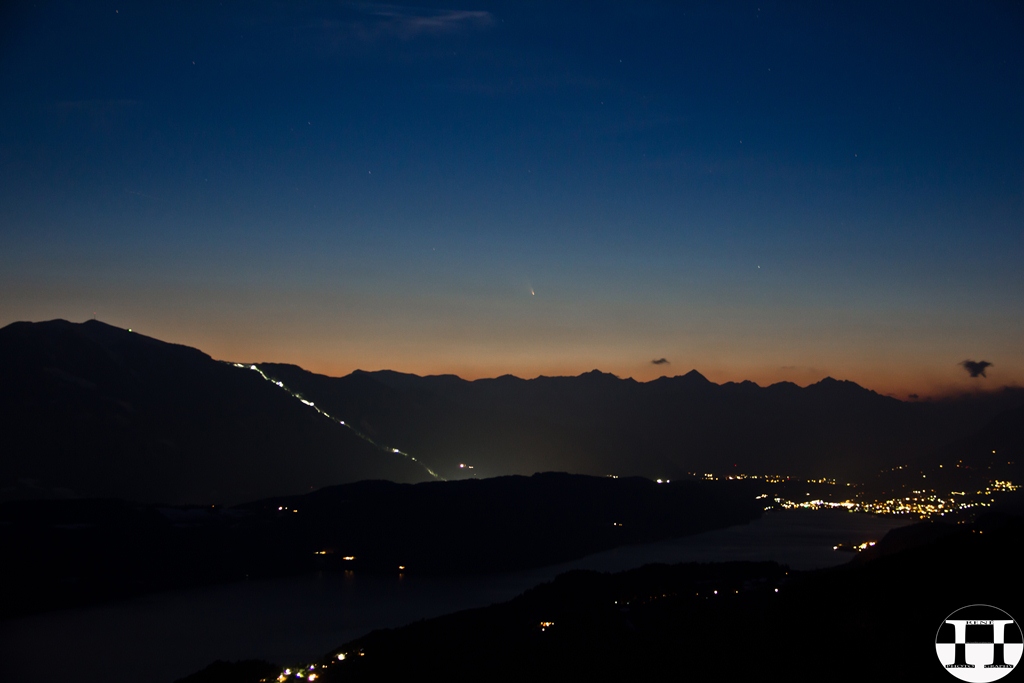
[277,510,1024,682]
[0,320,431,505]
[0,473,762,617]
[259,363,1023,481]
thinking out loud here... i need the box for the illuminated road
[230,363,444,481]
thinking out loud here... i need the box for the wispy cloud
[374,6,493,34]
[341,3,494,40]
[651,358,670,365]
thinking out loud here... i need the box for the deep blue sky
[2,1,1021,396]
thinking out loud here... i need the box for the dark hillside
[0,320,430,505]
[0,473,762,616]
[260,363,1023,482]
[309,512,1023,682]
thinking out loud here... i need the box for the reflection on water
[0,510,912,683]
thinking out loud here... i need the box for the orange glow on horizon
[7,315,1018,401]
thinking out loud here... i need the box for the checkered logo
[936,605,1022,681]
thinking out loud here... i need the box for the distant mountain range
[258,361,1022,483]
[1,319,1020,504]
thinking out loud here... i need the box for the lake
[0,509,914,683]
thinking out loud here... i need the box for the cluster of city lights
[275,665,320,682]
[832,541,876,552]
[771,482,1016,518]
[694,468,1017,520]
[696,472,813,485]
[269,651,364,683]
[776,492,964,516]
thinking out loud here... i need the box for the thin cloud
[345,3,494,39]
[651,358,670,365]
[960,360,993,378]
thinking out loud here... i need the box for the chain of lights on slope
[230,363,443,481]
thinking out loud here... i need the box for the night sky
[1,1,1021,397]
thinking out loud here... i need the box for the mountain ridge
[3,319,1021,501]
[0,320,430,505]
[257,360,1020,482]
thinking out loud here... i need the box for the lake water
[0,509,913,683]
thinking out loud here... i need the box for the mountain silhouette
[259,362,1022,482]
[2,320,1021,503]
[0,320,430,505]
